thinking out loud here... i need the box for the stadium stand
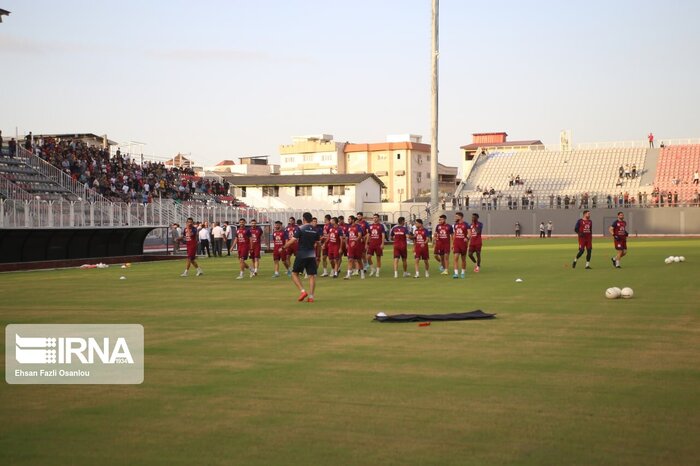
[0,156,79,201]
[460,147,648,199]
[653,145,700,204]
[28,137,231,204]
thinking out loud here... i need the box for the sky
[1,0,699,169]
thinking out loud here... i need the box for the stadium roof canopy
[460,140,543,150]
[33,133,118,146]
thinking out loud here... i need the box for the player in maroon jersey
[366,214,386,277]
[468,213,484,272]
[312,217,325,266]
[320,214,332,277]
[452,212,469,279]
[180,217,203,277]
[323,217,345,278]
[271,221,289,278]
[356,212,370,272]
[337,215,348,271]
[572,210,593,269]
[235,218,251,280]
[433,214,453,275]
[609,211,629,268]
[390,216,410,278]
[284,217,300,276]
[248,219,264,277]
[343,216,365,279]
[411,219,430,278]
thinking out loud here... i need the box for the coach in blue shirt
[284,212,321,303]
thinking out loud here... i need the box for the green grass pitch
[1,237,699,465]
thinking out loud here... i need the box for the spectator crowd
[24,137,231,204]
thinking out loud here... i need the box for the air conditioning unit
[376,171,388,177]
[395,170,406,176]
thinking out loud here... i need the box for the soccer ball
[679,256,685,262]
[664,257,673,264]
[621,287,634,299]
[605,287,621,299]
[673,256,680,263]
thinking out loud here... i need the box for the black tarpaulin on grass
[373,310,496,322]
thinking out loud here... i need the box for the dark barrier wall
[0,228,155,263]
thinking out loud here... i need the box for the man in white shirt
[198,221,211,257]
[224,221,234,256]
[211,222,224,257]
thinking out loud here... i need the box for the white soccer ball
[621,287,634,299]
[120,276,126,280]
[679,256,685,262]
[664,257,673,264]
[673,256,680,263]
[605,287,621,299]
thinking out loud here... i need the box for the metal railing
[17,146,112,204]
[0,175,33,202]
[0,199,173,228]
[0,197,364,229]
[441,192,700,211]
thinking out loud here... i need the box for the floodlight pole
[430,0,439,218]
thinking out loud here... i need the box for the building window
[416,172,422,183]
[396,153,401,160]
[295,186,312,197]
[240,187,247,197]
[322,154,333,162]
[377,153,387,160]
[416,155,422,165]
[427,172,430,179]
[328,185,345,196]
[285,157,295,164]
[303,154,315,162]
[427,155,431,161]
[262,186,279,197]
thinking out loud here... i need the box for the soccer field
[1,238,699,465]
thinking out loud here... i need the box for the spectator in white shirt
[224,221,234,256]
[198,222,211,257]
[211,222,224,257]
